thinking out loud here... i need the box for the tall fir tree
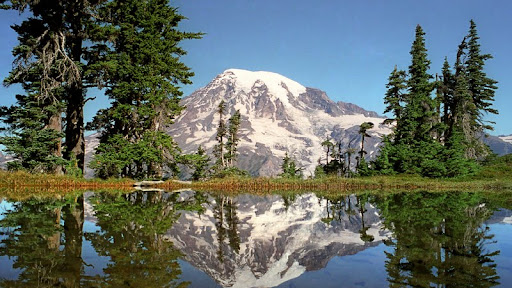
[376,25,445,176]
[1,0,106,174]
[405,25,437,143]
[463,20,498,159]
[383,66,407,126]
[213,100,227,170]
[279,152,302,179]
[225,110,241,167]
[87,0,201,179]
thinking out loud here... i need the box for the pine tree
[463,20,498,159]
[375,25,445,176]
[213,100,227,170]
[279,152,302,179]
[87,0,201,179]
[439,57,454,137]
[189,146,210,181]
[225,110,241,167]
[321,138,334,165]
[0,94,66,173]
[357,122,374,167]
[1,0,106,174]
[383,66,407,125]
[406,25,437,143]
[466,20,498,130]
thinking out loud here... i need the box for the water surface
[1,190,511,287]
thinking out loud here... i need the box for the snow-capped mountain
[169,69,391,176]
[483,134,512,156]
[165,192,388,287]
[500,135,512,144]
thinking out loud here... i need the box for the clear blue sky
[0,0,511,136]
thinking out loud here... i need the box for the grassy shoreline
[1,164,511,197]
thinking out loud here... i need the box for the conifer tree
[321,138,334,165]
[88,0,201,178]
[383,67,407,125]
[405,25,437,143]
[0,94,66,173]
[1,0,106,173]
[189,146,210,181]
[357,122,374,167]
[463,20,498,159]
[213,100,227,170]
[466,20,498,130]
[280,152,302,179]
[225,110,241,167]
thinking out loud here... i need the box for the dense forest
[0,0,500,180]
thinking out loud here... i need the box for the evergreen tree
[357,122,374,167]
[1,0,107,174]
[188,146,210,181]
[383,66,407,125]
[87,0,201,179]
[405,25,437,143]
[280,152,302,179]
[321,138,334,165]
[466,20,498,131]
[462,20,498,159]
[213,100,227,170]
[225,109,241,167]
[0,93,66,173]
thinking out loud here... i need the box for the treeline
[0,0,201,178]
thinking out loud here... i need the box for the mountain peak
[220,68,307,97]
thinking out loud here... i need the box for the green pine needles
[375,21,497,178]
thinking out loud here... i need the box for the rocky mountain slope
[168,69,391,177]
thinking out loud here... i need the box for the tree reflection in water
[374,192,500,287]
[84,190,207,287]
[0,194,84,287]
[214,195,240,264]
[0,190,207,288]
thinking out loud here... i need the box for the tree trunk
[47,111,64,174]
[64,11,85,174]
[63,196,84,287]
[65,86,85,173]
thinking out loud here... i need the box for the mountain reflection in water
[0,190,511,287]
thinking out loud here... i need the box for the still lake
[1,189,511,287]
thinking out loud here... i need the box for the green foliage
[182,146,211,181]
[0,94,66,173]
[87,0,201,179]
[374,192,500,287]
[357,157,373,176]
[211,167,250,179]
[280,152,302,179]
[383,67,407,123]
[91,131,181,179]
[314,164,327,178]
[65,153,83,178]
[212,103,244,176]
[375,22,497,178]
[225,109,242,167]
[213,100,228,170]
